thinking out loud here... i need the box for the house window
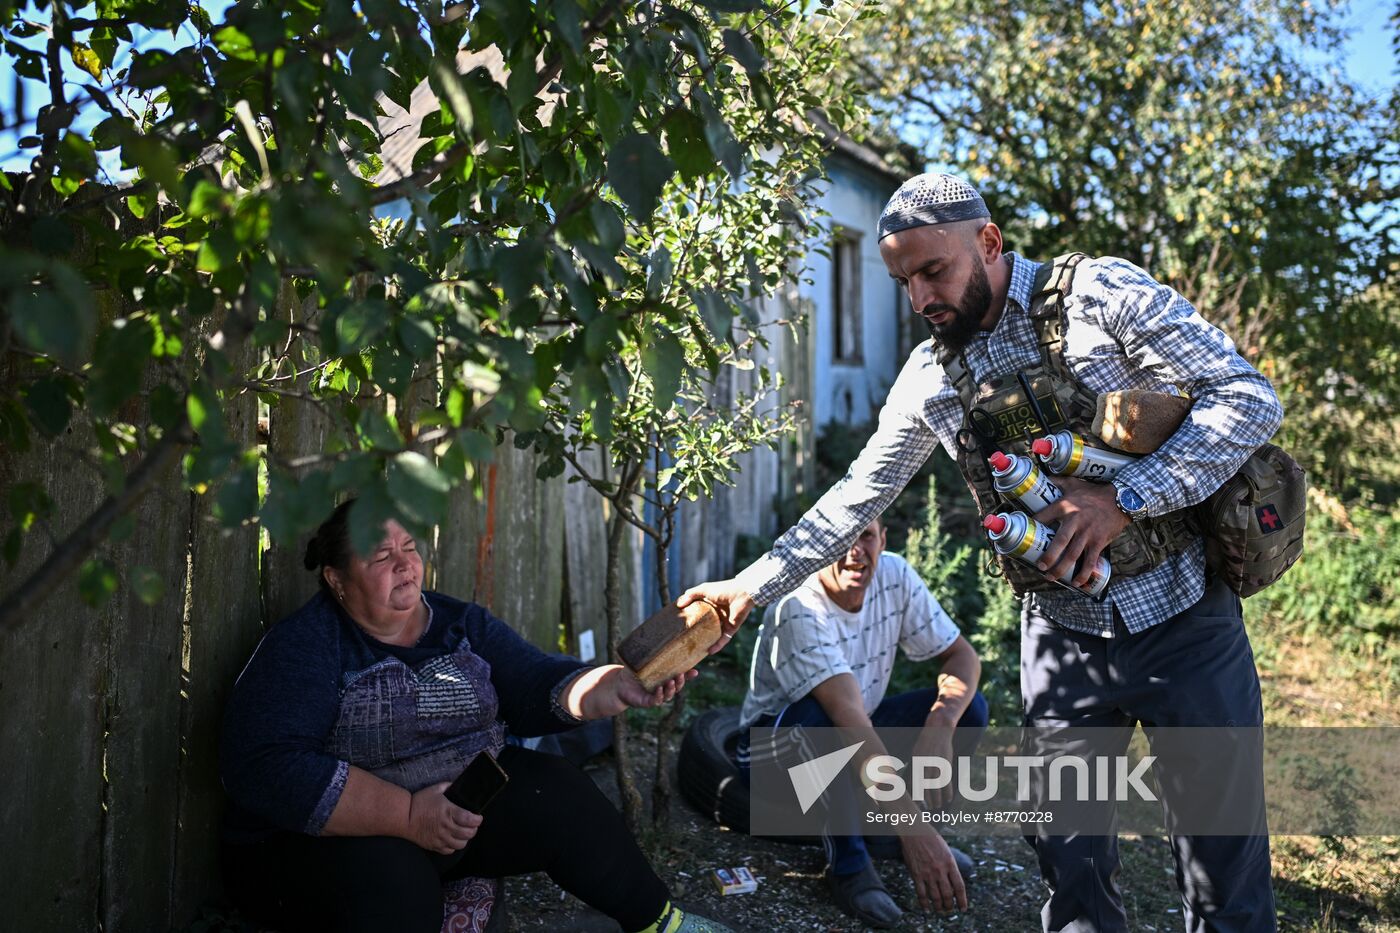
[831,228,862,364]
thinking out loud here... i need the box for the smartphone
[444,751,509,813]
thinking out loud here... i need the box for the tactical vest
[942,253,1195,597]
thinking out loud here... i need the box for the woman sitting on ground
[220,499,729,933]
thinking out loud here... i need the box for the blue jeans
[739,687,989,875]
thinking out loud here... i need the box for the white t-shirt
[740,552,961,727]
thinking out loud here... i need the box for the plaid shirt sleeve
[1078,258,1284,516]
[735,357,944,607]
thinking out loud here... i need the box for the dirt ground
[499,734,1397,933]
[501,630,1400,933]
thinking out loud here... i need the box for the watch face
[1119,487,1146,513]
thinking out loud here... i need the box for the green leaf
[647,246,674,296]
[641,330,684,411]
[8,482,52,531]
[89,317,155,418]
[662,108,714,183]
[356,153,384,179]
[123,135,183,202]
[549,0,584,53]
[721,29,766,75]
[692,289,735,341]
[129,566,164,605]
[196,229,238,273]
[79,558,119,608]
[445,384,468,427]
[188,180,230,219]
[127,192,153,219]
[71,43,102,79]
[149,385,184,432]
[90,27,118,69]
[335,301,390,353]
[606,133,675,223]
[387,452,452,528]
[213,26,256,62]
[356,408,402,449]
[698,0,758,10]
[496,240,546,304]
[429,57,475,140]
[186,383,214,434]
[0,400,30,454]
[698,104,743,178]
[348,478,398,558]
[90,116,127,151]
[583,316,619,361]
[397,317,437,358]
[22,376,75,437]
[213,467,258,525]
[8,283,95,366]
[261,471,334,546]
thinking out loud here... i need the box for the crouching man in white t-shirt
[737,512,987,928]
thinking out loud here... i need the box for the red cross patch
[1256,504,1283,534]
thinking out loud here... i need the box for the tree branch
[562,447,660,539]
[17,17,73,216]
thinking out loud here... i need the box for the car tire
[678,706,753,832]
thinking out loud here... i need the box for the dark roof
[802,110,904,187]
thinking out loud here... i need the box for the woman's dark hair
[303,499,358,590]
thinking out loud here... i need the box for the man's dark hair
[303,499,357,591]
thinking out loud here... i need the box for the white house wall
[803,161,904,429]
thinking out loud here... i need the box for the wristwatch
[1113,481,1149,522]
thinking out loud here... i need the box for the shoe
[950,844,974,878]
[656,904,736,933]
[825,861,903,929]
[675,914,734,933]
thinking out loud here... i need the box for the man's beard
[922,259,993,354]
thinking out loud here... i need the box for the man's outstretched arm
[681,385,946,653]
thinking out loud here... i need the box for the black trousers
[223,745,670,933]
[1020,577,1275,933]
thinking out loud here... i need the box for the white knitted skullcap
[878,173,990,240]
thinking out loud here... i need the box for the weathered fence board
[563,451,609,658]
[262,283,337,625]
[437,437,565,649]
[171,346,263,925]
[0,411,110,932]
[99,449,190,931]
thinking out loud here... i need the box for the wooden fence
[0,260,810,931]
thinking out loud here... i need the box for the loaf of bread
[618,600,722,691]
[1092,389,1193,454]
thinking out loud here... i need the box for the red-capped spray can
[982,512,1112,598]
[1032,431,1138,482]
[989,450,1063,514]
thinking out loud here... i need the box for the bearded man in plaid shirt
[682,174,1282,932]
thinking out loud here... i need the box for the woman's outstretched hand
[562,664,697,720]
[612,665,696,709]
